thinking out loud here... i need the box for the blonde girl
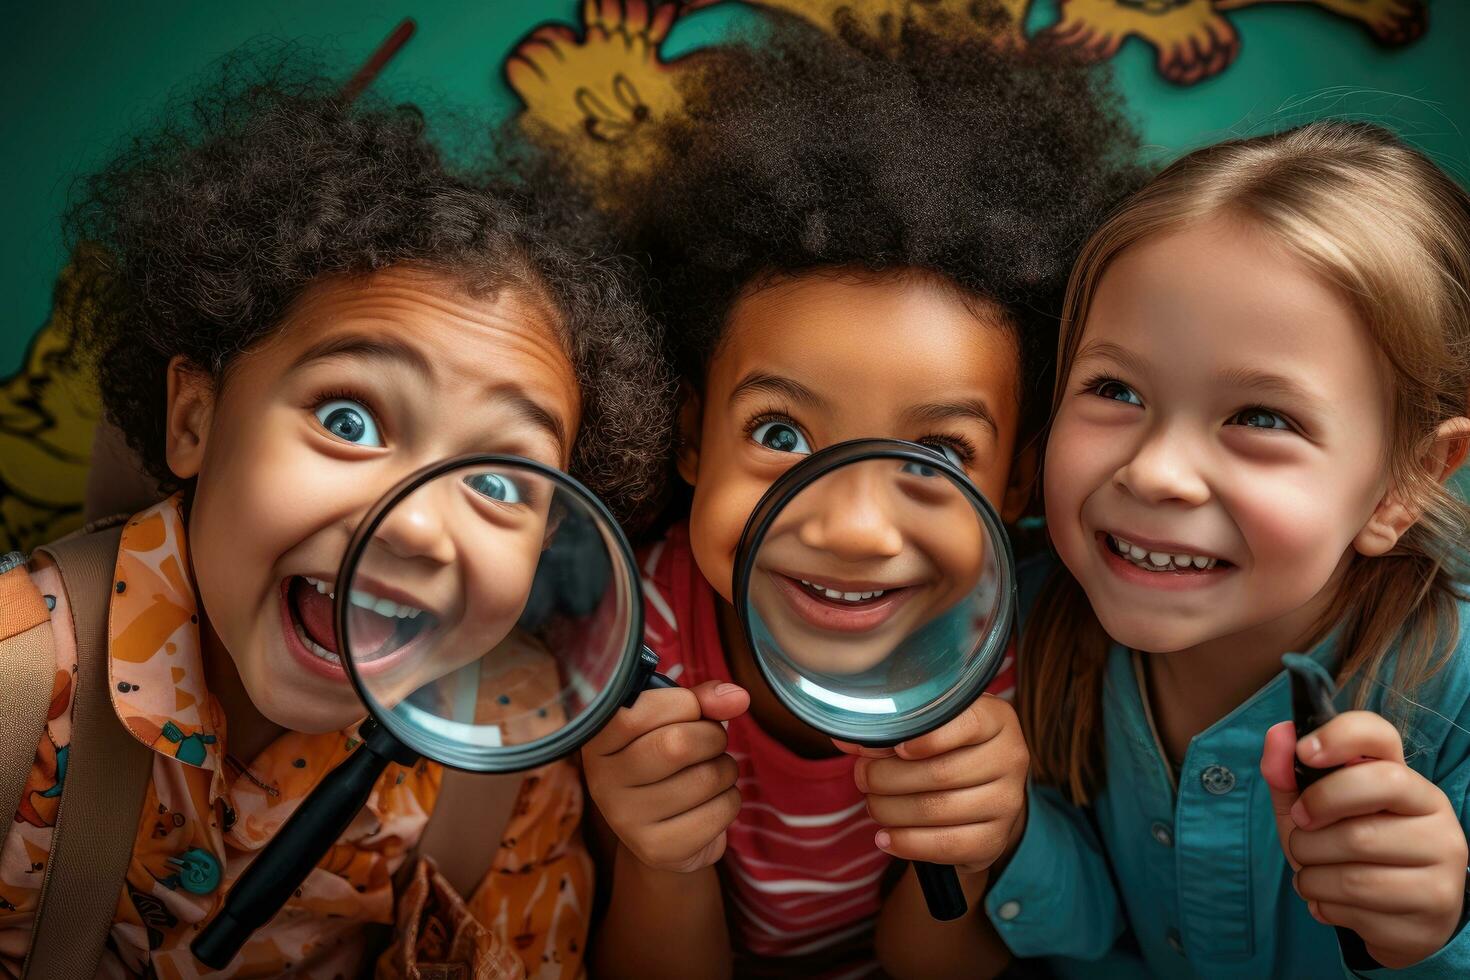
[987,122,1470,978]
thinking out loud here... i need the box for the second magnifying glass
[194,455,670,967]
[734,439,1017,922]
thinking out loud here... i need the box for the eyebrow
[902,398,998,438]
[292,335,435,378]
[293,334,569,450]
[1216,367,1325,408]
[1071,339,1151,379]
[728,371,828,410]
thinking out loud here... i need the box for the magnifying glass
[733,439,1017,922]
[193,455,671,967]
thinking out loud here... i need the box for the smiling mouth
[1103,533,1231,573]
[285,575,438,666]
[796,578,891,605]
[768,572,918,634]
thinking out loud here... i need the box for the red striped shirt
[638,523,1015,975]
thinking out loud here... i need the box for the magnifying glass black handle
[191,719,419,969]
[622,645,678,707]
[1282,654,1377,968]
[915,862,967,921]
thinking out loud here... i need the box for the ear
[1001,434,1041,524]
[164,356,215,481]
[1353,416,1470,557]
[675,382,703,488]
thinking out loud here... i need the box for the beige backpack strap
[416,768,523,898]
[24,521,155,980]
[0,553,58,873]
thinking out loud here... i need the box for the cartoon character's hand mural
[1039,0,1239,85]
[506,0,688,187]
[0,248,105,553]
[1039,0,1423,85]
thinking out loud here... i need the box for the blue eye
[1095,380,1143,406]
[751,421,811,455]
[464,472,524,504]
[314,399,382,447]
[1230,408,1290,431]
[903,443,963,477]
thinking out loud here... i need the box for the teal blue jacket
[987,576,1470,979]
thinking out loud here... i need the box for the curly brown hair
[66,57,671,529]
[622,19,1146,434]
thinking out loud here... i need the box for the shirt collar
[108,494,224,773]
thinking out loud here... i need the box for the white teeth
[1109,536,1219,573]
[798,579,886,603]
[303,576,335,600]
[349,588,423,620]
[293,621,341,664]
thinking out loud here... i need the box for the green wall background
[5,0,1468,373]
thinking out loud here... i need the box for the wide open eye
[314,399,383,447]
[463,472,525,505]
[751,420,812,455]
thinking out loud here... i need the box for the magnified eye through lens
[336,456,644,772]
[736,440,1016,746]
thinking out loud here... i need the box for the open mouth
[282,575,439,675]
[1102,533,1231,574]
[767,572,918,634]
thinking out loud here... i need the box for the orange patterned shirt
[0,497,591,978]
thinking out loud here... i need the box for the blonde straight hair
[1019,121,1470,804]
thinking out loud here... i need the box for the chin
[1092,607,1209,656]
[260,697,363,736]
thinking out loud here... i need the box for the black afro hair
[625,19,1146,432]
[66,55,672,529]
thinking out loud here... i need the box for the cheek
[1221,465,1377,577]
[1043,415,1114,543]
[687,481,751,604]
[462,532,541,629]
[685,430,781,604]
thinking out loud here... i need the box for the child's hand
[841,694,1028,875]
[1261,714,1468,968]
[582,681,749,874]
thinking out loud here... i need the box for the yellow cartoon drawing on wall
[0,0,1432,554]
[0,250,104,552]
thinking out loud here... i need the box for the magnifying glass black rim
[732,438,1017,747]
[334,453,644,773]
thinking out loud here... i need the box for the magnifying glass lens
[341,459,640,771]
[740,447,1014,748]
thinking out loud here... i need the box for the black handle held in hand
[621,645,677,708]
[191,719,419,969]
[915,861,967,921]
[1281,654,1377,969]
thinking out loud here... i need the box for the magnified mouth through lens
[735,439,1016,744]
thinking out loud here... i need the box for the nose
[794,465,905,562]
[371,482,456,566]
[1112,422,1211,507]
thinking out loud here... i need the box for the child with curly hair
[0,63,669,977]
[571,20,1143,978]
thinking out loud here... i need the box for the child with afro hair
[576,18,1145,979]
[0,57,669,977]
